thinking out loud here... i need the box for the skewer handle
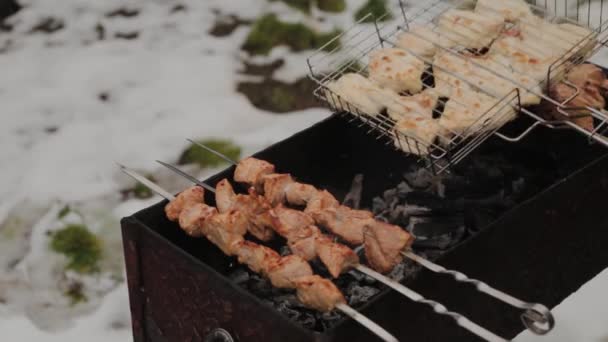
[336,303,399,342]
[402,251,554,335]
[354,265,507,342]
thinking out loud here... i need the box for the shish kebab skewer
[117,163,399,342]
[157,161,508,342]
[187,140,555,336]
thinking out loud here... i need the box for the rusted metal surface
[122,114,608,341]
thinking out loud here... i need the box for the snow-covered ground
[1,0,607,341]
[0,0,331,339]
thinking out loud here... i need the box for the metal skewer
[157,159,508,342]
[118,162,399,342]
[185,141,555,336]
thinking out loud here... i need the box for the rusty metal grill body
[121,115,608,342]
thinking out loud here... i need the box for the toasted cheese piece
[368,48,426,94]
[394,114,441,156]
[386,88,439,121]
[433,51,542,105]
[438,88,517,140]
[491,34,555,81]
[473,53,543,105]
[437,9,504,49]
[475,0,533,22]
[518,17,595,58]
[394,26,440,59]
[325,73,395,116]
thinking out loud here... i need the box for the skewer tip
[185,138,237,165]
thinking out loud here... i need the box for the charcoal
[276,301,303,321]
[372,197,387,214]
[383,188,398,200]
[347,284,380,306]
[298,312,317,329]
[391,204,431,224]
[228,268,250,286]
[512,178,526,198]
[394,259,422,282]
[343,174,364,209]
[387,261,408,282]
[397,181,414,197]
[320,311,342,331]
[346,270,366,282]
[248,274,273,297]
[273,294,301,307]
[403,168,435,189]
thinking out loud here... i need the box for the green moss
[133,179,153,199]
[178,139,242,168]
[354,0,393,23]
[64,282,87,306]
[50,224,102,274]
[317,0,346,13]
[242,14,341,55]
[57,205,71,219]
[314,29,342,52]
[270,86,297,112]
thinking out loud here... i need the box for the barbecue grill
[121,114,608,341]
[120,1,608,340]
[307,0,608,173]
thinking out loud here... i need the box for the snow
[1,0,608,341]
[0,0,328,338]
[515,267,608,342]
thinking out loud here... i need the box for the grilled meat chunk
[567,63,608,94]
[304,190,339,214]
[215,179,237,213]
[203,225,244,256]
[178,203,217,237]
[288,225,321,261]
[235,241,281,276]
[267,255,313,289]
[217,182,275,241]
[294,275,347,312]
[269,205,315,241]
[201,211,249,255]
[285,182,317,206]
[315,234,360,278]
[543,64,608,131]
[364,221,414,274]
[234,157,275,191]
[547,82,600,131]
[310,206,373,245]
[165,186,205,221]
[263,173,296,206]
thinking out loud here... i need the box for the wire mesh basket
[307,0,608,173]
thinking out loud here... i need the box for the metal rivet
[204,328,234,342]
